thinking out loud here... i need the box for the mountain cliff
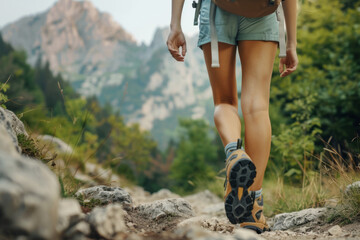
[1,0,217,149]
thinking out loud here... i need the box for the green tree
[269,0,360,177]
[170,118,219,193]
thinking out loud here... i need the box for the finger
[168,46,184,61]
[280,66,296,77]
[170,51,184,61]
[182,42,187,57]
[279,61,284,74]
[170,50,184,61]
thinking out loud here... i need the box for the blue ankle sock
[224,141,237,159]
[254,188,262,199]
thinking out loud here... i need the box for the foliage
[17,133,54,162]
[0,33,158,193]
[0,81,9,108]
[268,0,360,181]
[328,184,360,224]
[169,118,220,193]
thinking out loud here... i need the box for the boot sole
[224,157,256,224]
[242,225,270,234]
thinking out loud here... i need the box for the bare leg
[238,40,277,191]
[202,42,240,147]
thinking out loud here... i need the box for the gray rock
[57,199,85,234]
[64,221,91,240]
[135,198,194,221]
[345,181,360,195]
[149,188,180,201]
[185,190,222,205]
[87,204,126,239]
[328,225,344,236]
[0,123,18,157]
[0,149,60,239]
[75,185,132,207]
[272,207,327,230]
[175,224,264,240]
[4,108,28,137]
[38,135,73,154]
[0,107,22,153]
[184,190,223,216]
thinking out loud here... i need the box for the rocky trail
[0,105,359,240]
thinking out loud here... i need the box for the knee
[213,103,238,121]
[241,95,269,118]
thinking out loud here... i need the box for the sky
[0,0,199,45]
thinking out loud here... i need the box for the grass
[17,133,56,162]
[191,137,360,226]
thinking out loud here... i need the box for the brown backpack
[193,0,286,67]
[212,0,281,18]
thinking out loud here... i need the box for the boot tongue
[236,138,242,149]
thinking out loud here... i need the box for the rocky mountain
[1,0,219,149]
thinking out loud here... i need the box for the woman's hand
[167,29,187,62]
[279,47,298,77]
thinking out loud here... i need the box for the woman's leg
[202,42,240,147]
[238,40,277,191]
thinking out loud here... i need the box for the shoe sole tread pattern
[224,157,256,224]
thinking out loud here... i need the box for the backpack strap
[276,3,287,58]
[210,1,220,68]
[193,0,202,25]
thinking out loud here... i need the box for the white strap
[210,1,220,68]
[276,3,286,58]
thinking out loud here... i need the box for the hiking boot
[239,192,270,233]
[224,138,257,224]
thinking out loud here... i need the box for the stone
[38,135,73,154]
[64,221,91,240]
[177,216,207,228]
[4,108,28,137]
[149,188,180,201]
[135,198,194,221]
[184,190,223,216]
[0,123,18,157]
[0,106,22,153]
[233,228,266,239]
[0,149,60,239]
[272,208,327,230]
[87,204,126,239]
[175,224,264,240]
[125,186,151,204]
[200,202,225,217]
[75,185,132,207]
[84,162,117,184]
[201,217,234,233]
[185,190,222,205]
[345,181,360,195]
[328,225,343,236]
[57,198,85,234]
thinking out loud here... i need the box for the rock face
[75,185,132,207]
[272,208,327,230]
[0,149,60,239]
[87,204,126,239]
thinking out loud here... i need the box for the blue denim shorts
[197,0,280,48]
